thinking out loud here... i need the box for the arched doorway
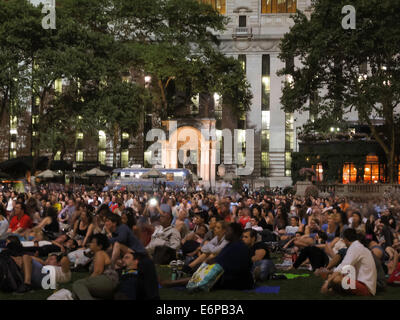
[162,125,216,182]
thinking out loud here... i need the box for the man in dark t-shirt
[242,228,276,281]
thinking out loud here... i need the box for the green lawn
[0,267,399,300]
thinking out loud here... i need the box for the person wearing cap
[146,204,181,264]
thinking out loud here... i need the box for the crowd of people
[0,182,400,299]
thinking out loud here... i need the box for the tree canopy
[0,0,252,166]
[279,0,400,182]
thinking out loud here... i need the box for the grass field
[1,266,400,300]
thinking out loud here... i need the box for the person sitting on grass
[114,251,160,300]
[209,222,254,290]
[242,228,276,281]
[24,207,60,241]
[104,213,146,266]
[72,234,119,300]
[320,228,377,296]
[7,202,33,240]
[183,220,228,274]
[161,223,254,291]
[291,231,330,271]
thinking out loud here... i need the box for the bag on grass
[388,262,400,285]
[186,262,224,292]
[47,288,74,300]
[0,253,25,293]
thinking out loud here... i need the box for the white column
[269,52,286,181]
[246,54,262,133]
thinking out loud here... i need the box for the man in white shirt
[321,228,377,296]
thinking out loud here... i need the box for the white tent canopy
[37,169,59,179]
[83,168,108,177]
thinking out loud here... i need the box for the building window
[284,152,292,177]
[312,163,323,182]
[121,150,129,168]
[122,132,129,140]
[261,152,269,176]
[309,91,319,122]
[214,93,222,121]
[98,150,106,165]
[261,54,270,177]
[262,111,270,130]
[343,163,357,184]
[239,15,246,27]
[76,132,83,140]
[261,0,296,14]
[55,79,62,93]
[191,93,200,115]
[76,151,84,162]
[200,0,226,14]
[364,155,385,183]
[98,130,106,149]
[285,113,294,151]
[54,151,61,161]
[238,55,246,73]
[10,150,17,159]
[144,151,152,167]
[285,113,294,176]
[262,55,270,111]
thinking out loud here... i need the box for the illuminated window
[285,113,294,151]
[10,150,17,159]
[10,116,17,131]
[122,132,129,140]
[200,0,226,14]
[76,151,84,162]
[262,55,270,111]
[364,155,384,183]
[98,150,106,165]
[262,111,270,130]
[54,151,61,161]
[191,93,200,115]
[55,79,62,93]
[261,152,269,176]
[343,163,357,184]
[214,93,222,120]
[285,152,292,176]
[261,55,270,177]
[312,163,323,182]
[76,132,83,140]
[121,150,129,167]
[261,0,296,13]
[144,151,152,167]
[98,130,106,149]
[238,55,246,73]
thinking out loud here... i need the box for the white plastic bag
[47,288,74,300]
